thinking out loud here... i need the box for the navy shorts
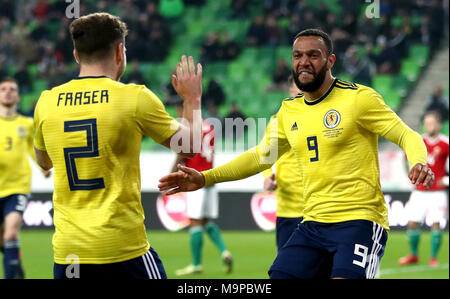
[54,247,167,279]
[269,220,388,279]
[0,194,28,223]
[276,217,303,250]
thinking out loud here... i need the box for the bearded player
[158,29,434,279]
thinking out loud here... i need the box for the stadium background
[0,0,448,278]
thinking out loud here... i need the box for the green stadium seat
[19,93,41,113]
[372,74,393,96]
[276,46,292,61]
[33,79,48,93]
[408,44,430,67]
[228,61,247,81]
[392,74,411,98]
[28,64,39,77]
[400,59,421,82]
[383,89,402,111]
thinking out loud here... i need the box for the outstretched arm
[159,115,290,194]
[384,121,434,188]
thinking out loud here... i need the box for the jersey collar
[304,78,337,106]
[73,76,110,80]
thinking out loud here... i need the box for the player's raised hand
[158,164,205,195]
[172,55,202,102]
[264,173,278,192]
[408,163,435,189]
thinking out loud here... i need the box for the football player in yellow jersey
[159,29,435,279]
[262,75,304,250]
[0,77,51,278]
[33,13,204,279]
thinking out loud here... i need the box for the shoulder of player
[12,114,34,125]
[283,92,304,102]
[438,134,449,145]
[334,78,360,90]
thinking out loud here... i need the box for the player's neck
[78,64,117,81]
[0,104,17,118]
[426,133,440,141]
[303,75,335,103]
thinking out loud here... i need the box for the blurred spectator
[205,102,224,134]
[265,16,282,46]
[163,69,182,105]
[32,0,50,20]
[127,31,150,61]
[286,13,302,43]
[201,33,221,63]
[0,0,15,22]
[120,0,140,23]
[159,0,185,19]
[369,36,400,74]
[184,0,206,5]
[55,28,74,63]
[231,0,251,19]
[218,33,241,61]
[48,63,73,89]
[424,86,449,121]
[246,16,267,46]
[30,19,50,42]
[342,45,375,86]
[204,79,226,107]
[125,61,145,85]
[225,102,248,140]
[0,57,8,80]
[146,19,171,62]
[13,62,32,94]
[38,43,62,78]
[269,58,291,91]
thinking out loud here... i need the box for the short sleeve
[135,87,180,144]
[355,87,402,137]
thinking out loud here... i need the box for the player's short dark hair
[0,77,19,86]
[294,28,334,56]
[69,12,128,63]
[423,110,442,124]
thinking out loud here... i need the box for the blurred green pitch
[2,230,448,279]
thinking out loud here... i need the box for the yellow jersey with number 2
[34,76,179,264]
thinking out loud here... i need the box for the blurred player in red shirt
[169,99,232,276]
[399,111,449,267]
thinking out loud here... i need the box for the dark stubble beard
[292,62,327,92]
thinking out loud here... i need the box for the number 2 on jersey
[307,136,319,162]
[63,119,105,191]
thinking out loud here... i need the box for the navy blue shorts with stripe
[54,247,167,279]
[269,220,388,279]
[0,194,28,223]
[276,217,303,250]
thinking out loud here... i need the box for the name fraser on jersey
[57,90,109,106]
[177,283,272,296]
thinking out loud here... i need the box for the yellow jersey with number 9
[0,115,35,198]
[34,76,179,264]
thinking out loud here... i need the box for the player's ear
[327,54,336,70]
[116,42,124,65]
[73,50,80,64]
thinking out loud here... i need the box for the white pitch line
[379,263,449,276]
